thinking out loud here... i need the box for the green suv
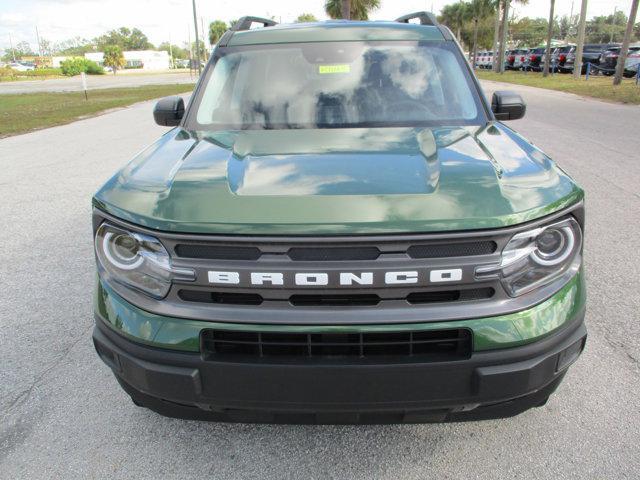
[92,13,586,423]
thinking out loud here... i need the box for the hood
[94,123,582,235]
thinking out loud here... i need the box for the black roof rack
[231,16,277,32]
[395,11,439,26]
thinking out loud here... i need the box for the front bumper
[93,301,586,423]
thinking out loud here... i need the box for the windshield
[191,41,485,130]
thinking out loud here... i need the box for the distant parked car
[624,49,640,76]
[525,47,546,71]
[599,45,640,76]
[513,49,529,70]
[478,51,494,69]
[538,48,555,71]
[474,50,485,68]
[564,43,619,74]
[553,45,575,72]
[9,62,35,72]
[505,50,518,70]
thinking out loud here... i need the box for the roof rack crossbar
[395,11,439,27]
[232,16,277,32]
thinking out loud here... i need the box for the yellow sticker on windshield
[318,64,351,74]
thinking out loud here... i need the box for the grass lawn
[476,71,640,105]
[0,83,195,138]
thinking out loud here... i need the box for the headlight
[476,217,582,297]
[95,223,195,298]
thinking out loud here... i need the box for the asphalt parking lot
[1,80,639,479]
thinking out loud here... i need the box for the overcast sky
[0,0,635,52]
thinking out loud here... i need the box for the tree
[208,20,227,46]
[96,27,153,51]
[468,0,495,69]
[585,12,628,43]
[613,0,639,85]
[2,41,34,61]
[493,0,529,73]
[325,0,380,21]
[573,0,588,79]
[296,13,318,23]
[191,40,207,57]
[491,0,502,70]
[158,42,188,60]
[55,37,94,56]
[559,14,578,40]
[543,0,555,77]
[510,17,549,47]
[440,2,468,43]
[7,41,34,61]
[103,45,125,74]
[495,0,508,72]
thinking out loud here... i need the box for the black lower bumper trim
[93,311,586,424]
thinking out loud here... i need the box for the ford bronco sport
[92,13,586,423]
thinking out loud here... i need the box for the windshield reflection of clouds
[197,44,478,128]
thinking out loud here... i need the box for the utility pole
[9,32,16,62]
[613,0,639,85]
[573,0,588,79]
[35,26,43,64]
[543,0,555,77]
[609,6,617,43]
[568,1,575,40]
[201,16,207,60]
[168,32,174,69]
[192,0,201,75]
[188,25,193,78]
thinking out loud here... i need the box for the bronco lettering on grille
[207,269,463,286]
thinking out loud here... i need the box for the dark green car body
[92,16,586,423]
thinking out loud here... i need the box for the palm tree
[491,0,502,70]
[208,20,227,46]
[496,0,528,73]
[325,0,380,21]
[440,2,468,43]
[613,0,639,85]
[469,0,495,70]
[543,0,556,77]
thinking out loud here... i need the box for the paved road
[1,82,639,479]
[0,71,196,94]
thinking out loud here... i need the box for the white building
[85,50,170,70]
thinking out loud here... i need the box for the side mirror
[153,96,185,126]
[491,91,526,121]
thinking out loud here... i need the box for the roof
[226,21,445,47]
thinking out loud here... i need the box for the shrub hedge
[60,58,104,76]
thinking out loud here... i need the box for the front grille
[174,239,497,261]
[178,290,263,305]
[178,287,495,306]
[407,287,494,304]
[289,294,380,306]
[287,246,380,261]
[201,328,472,362]
[175,244,261,260]
[407,241,496,258]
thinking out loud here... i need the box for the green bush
[0,66,63,82]
[60,58,104,76]
[23,68,63,77]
